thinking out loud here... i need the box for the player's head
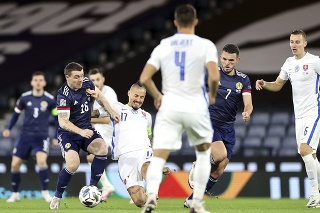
[220,44,240,74]
[128,81,146,110]
[88,68,105,91]
[31,71,46,91]
[290,30,307,58]
[64,62,84,90]
[174,4,198,30]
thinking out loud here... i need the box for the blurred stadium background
[0,0,319,200]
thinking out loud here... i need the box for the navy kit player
[49,62,120,209]
[256,30,320,208]
[3,71,57,203]
[140,4,220,213]
[184,44,253,208]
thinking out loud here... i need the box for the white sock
[303,154,319,195]
[145,157,166,200]
[100,170,114,189]
[193,147,212,203]
[315,158,320,190]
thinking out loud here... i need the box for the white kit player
[111,82,170,208]
[256,30,320,208]
[139,4,220,213]
[88,68,118,201]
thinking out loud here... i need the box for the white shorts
[295,114,320,154]
[118,148,153,189]
[152,110,213,151]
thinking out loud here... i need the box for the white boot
[6,192,20,203]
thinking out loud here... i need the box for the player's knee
[133,197,146,207]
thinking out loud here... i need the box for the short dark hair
[64,62,83,76]
[88,68,104,76]
[130,81,145,91]
[291,30,307,40]
[174,4,197,28]
[222,44,240,57]
[32,71,45,79]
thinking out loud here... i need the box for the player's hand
[86,89,97,98]
[51,138,59,147]
[111,112,120,123]
[255,79,265,90]
[242,112,250,122]
[80,129,94,139]
[2,129,10,137]
[154,94,162,110]
[162,167,171,175]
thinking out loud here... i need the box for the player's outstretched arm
[206,61,220,105]
[255,77,286,92]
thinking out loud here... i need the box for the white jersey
[147,33,218,115]
[279,52,320,118]
[111,102,152,160]
[93,85,118,144]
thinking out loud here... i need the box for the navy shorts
[58,126,102,156]
[13,133,50,160]
[212,123,236,160]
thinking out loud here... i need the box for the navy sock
[206,175,218,192]
[55,168,74,198]
[90,155,107,186]
[187,175,218,200]
[38,167,49,190]
[11,172,20,192]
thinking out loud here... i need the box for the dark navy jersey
[56,77,95,133]
[14,91,56,136]
[206,67,251,125]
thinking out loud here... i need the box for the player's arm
[242,94,253,122]
[90,109,111,124]
[57,108,82,134]
[256,77,287,92]
[140,64,162,110]
[206,61,220,105]
[87,87,119,123]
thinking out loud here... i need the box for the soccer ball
[79,185,102,208]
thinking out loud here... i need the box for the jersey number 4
[175,51,186,81]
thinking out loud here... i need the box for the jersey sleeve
[279,59,290,80]
[56,91,71,112]
[14,96,25,113]
[146,112,152,136]
[146,44,162,70]
[111,102,122,115]
[314,56,320,75]
[205,40,218,64]
[242,75,252,95]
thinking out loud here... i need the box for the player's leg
[87,148,114,201]
[185,113,212,212]
[86,132,108,186]
[35,136,52,202]
[50,134,80,210]
[7,136,32,203]
[7,156,23,202]
[128,185,147,207]
[141,111,179,213]
[297,116,320,208]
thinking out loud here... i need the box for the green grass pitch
[0,197,316,212]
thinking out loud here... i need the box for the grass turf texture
[0,197,315,212]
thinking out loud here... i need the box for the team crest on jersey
[60,99,66,106]
[236,82,243,90]
[65,143,71,149]
[40,101,48,111]
[141,111,146,117]
[27,101,32,106]
[303,65,308,71]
